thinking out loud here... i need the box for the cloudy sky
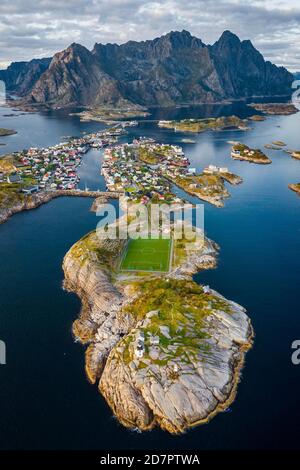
[0,0,299,71]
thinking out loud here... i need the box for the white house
[219,167,229,173]
[134,346,144,359]
[7,173,21,184]
[149,335,160,346]
[188,167,196,174]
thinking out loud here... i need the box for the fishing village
[101,138,243,207]
[0,126,126,192]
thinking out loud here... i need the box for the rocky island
[285,150,300,160]
[168,167,242,207]
[158,116,249,133]
[0,128,17,137]
[231,143,272,164]
[63,222,253,434]
[249,115,266,122]
[288,183,300,196]
[248,103,298,115]
[70,107,149,123]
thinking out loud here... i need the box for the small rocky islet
[0,126,125,224]
[286,150,300,161]
[70,107,149,123]
[248,103,299,116]
[231,143,272,164]
[289,183,300,196]
[158,115,249,133]
[0,128,17,137]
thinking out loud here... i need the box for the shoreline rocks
[0,128,17,137]
[0,189,121,225]
[288,183,300,196]
[0,191,58,225]
[248,103,298,115]
[231,143,272,164]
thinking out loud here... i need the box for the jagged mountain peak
[218,30,240,41]
[160,29,204,49]
[212,30,242,51]
[51,42,90,61]
[66,42,90,53]
[0,30,293,107]
[0,57,51,96]
[93,29,203,52]
[241,38,255,49]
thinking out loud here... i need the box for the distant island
[158,116,249,133]
[70,107,149,123]
[264,141,286,150]
[0,128,17,137]
[289,183,300,196]
[231,143,272,164]
[248,103,298,115]
[285,150,300,160]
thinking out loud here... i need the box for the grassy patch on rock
[121,278,233,366]
[0,183,24,209]
[0,128,17,137]
[69,230,126,270]
[160,116,248,133]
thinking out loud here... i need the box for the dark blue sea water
[0,102,299,450]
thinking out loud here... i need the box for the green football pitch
[120,238,172,272]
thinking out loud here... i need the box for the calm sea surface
[0,102,299,449]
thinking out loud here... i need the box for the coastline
[6,94,293,113]
[231,154,272,164]
[0,128,17,137]
[231,143,272,165]
[288,184,300,196]
[170,183,227,207]
[0,189,121,225]
[165,172,242,208]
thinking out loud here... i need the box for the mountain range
[0,30,294,108]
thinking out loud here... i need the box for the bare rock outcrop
[0,191,58,224]
[99,289,252,433]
